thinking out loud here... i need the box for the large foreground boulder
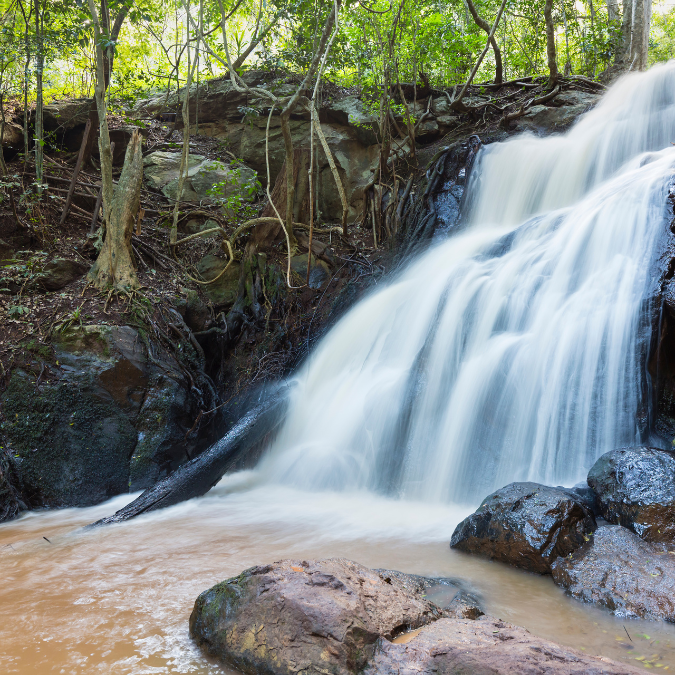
[450,482,596,574]
[190,558,643,675]
[587,447,675,543]
[552,525,675,622]
[189,558,442,675]
[364,617,643,675]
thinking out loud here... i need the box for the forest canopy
[0,0,672,111]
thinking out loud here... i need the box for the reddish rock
[190,558,643,675]
[364,616,644,675]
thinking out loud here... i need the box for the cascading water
[257,62,675,503]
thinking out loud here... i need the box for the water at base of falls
[257,62,675,503]
[4,484,675,674]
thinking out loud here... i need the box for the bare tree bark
[465,0,503,83]
[544,0,559,89]
[618,0,652,69]
[87,0,114,221]
[88,130,142,290]
[33,0,43,191]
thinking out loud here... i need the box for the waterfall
[257,62,675,504]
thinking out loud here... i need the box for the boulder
[514,91,599,134]
[0,324,198,506]
[552,525,675,622]
[43,98,90,133]
[364,616,644,675]
[1,121,24,150]
[183,217,220,235]
[0,447,25,523]
[290,253,330,289]
[35,258,88,291]
[416,119,439,142]
[587,447,675,543]
[323,95,378,145]
[143,151,257,204]
[450,482,596,574]
[190,558,443,675]
[190,558,643,675]
[196,254,240,306]
[184,289,210,332]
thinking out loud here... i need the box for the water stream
[3,62,675,673]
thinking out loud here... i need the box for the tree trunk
[34,0,43,190]
[465,0,503,83]
[88,130,142,290]
[544,0,559,89]
[81,4,130,165]
[619,0,652,69]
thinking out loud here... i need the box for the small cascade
[257,62,675,504]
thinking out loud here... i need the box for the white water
[257,62,675,503]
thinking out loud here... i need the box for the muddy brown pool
[1,474,673,673]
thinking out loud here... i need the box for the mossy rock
[196,255,241,307]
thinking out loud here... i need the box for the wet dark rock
[2,368,136,508]
[184,289,210,332]
[35,258,88,291]
[450,482,596,574]
[0,447,26,522]
[190,558,443,675]
[560,482,601,516]
[0,238,13,263]
[552,525,675,622]
[0,324,199,508]
[190,558,641,675]
[363,616,644,675]
[587,447,675,543]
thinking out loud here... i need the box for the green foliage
[207,159,262,222]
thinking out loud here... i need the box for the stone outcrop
[513,90,600,134]
[0,324,202,508]
[143,151,257,204]
[190,558,643,675]
[190,558,443,674]
[552,525,675,622]
[364,617,643,675]
[135,77,381,223]
[587,447,675,543]
[450,482,596,574]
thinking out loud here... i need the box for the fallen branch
[89,387,290,525]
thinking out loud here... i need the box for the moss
[1,370,136,507]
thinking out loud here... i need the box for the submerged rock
[191,558,642,675]
[363,616,644,674]
[552,525,675,622]
[450,482,596,574]
[587,447,675,544]
[190,558,443,675]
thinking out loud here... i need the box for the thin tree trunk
[465,0,503,83]
[33,0,43,191]
[87,0,115,232]
[544,0,559,88]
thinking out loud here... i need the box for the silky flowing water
[3,481,675,674]
[3,63,675,673]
